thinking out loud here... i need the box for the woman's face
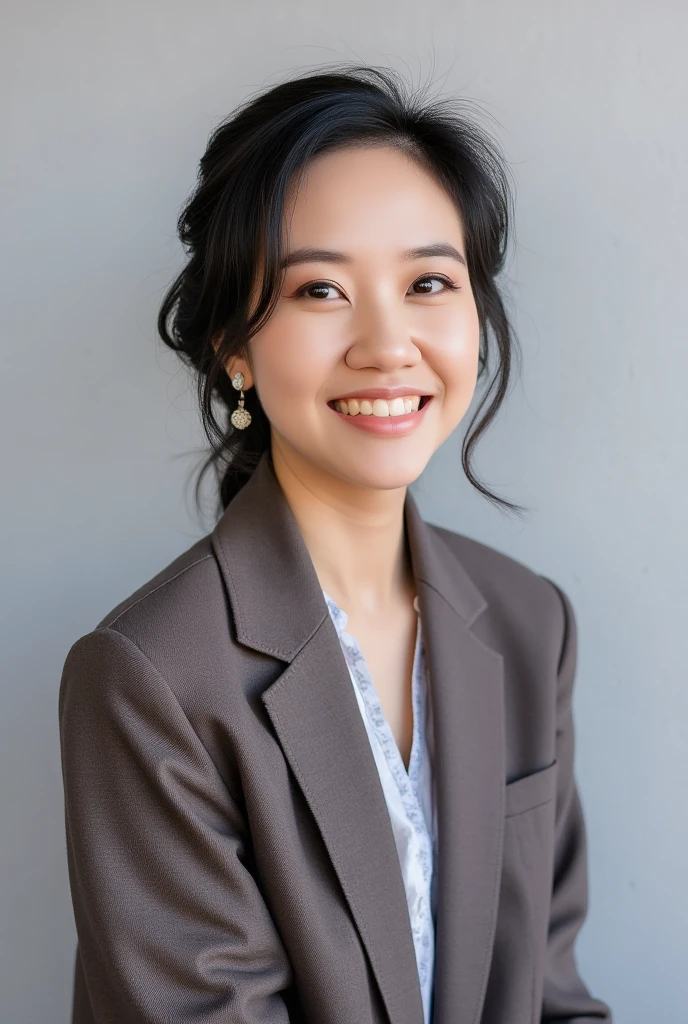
[233,144,481,494]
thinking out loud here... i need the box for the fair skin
[219,145,480,768]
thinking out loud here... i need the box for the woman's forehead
[282,148,464,252]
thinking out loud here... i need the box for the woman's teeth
[332,396,422,417]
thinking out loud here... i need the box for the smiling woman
[58,62,612,1024]
[158,65,518,516]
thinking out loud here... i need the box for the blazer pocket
[504,759,558,818]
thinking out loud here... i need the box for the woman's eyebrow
[280,242,467,269]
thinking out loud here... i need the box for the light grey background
[2,1,685,1020]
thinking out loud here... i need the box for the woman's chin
[323,450,431,493]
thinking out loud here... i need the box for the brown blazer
[58,448,612,1024]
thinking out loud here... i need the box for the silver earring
[230,371,252,429]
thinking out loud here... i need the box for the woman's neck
[270,443,415,616]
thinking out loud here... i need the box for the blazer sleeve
[540,579,613,1023]
[58,626,294,1024]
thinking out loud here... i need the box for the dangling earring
[230,371,252,429]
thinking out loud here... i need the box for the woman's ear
[211,332,254,390]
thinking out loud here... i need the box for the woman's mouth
[326,394,433,435]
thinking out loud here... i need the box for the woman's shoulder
[59,531,241,731]
[64,531,230,679]
[428,521,572,657]
[97,533,220,630]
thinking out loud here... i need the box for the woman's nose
[345,296,421,369]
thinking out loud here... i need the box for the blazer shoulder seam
[100,552,214,630]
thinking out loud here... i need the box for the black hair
[157,62,526,519]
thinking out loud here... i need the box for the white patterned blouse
[321,588,438,1024]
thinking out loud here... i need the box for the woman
[58,64,612,1024]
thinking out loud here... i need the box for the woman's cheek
[433,329,480,428]
[251,324,329,430]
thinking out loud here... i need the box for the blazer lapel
[404,497,506,1024]
[211,450,505,1024]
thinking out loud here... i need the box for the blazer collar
[211,448,488,656]
[211,449,506,1024]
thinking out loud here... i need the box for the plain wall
[2,1,686,1019]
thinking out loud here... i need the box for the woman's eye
[295,281,344,300]
[408,274,460,296]
[293,275,460,301]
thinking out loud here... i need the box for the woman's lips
[328,396,434,435]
